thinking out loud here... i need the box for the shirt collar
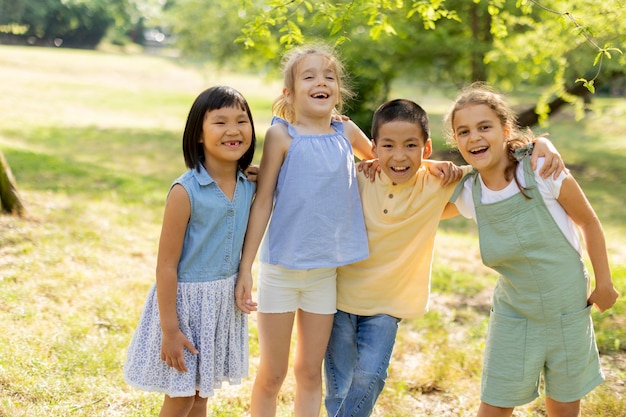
[192,164,247,186]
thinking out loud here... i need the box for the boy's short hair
[371,99,430,143]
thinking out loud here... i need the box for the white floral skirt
[123,274,248,398]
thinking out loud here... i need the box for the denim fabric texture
[324,311,401,417]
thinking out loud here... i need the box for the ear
[371,140,378,157]
[423,138,433,159]
[503,123,512,139]
[282,87,292,102]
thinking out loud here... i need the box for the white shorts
[257,262,337,314]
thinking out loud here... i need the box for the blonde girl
[235,44,375,417]
[445,83,619,417]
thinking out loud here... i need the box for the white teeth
[470,146,488,154]
[313,93,328,98]
[391,167,408,172]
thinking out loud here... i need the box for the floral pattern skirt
[123,274,248,398]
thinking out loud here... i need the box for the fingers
[235,284,257,314]
[236,293,258,314]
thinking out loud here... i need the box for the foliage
[0,0,164,48]
[227,0,625,127]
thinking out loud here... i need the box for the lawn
[0,45,624,416]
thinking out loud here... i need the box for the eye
[407,143,417,148]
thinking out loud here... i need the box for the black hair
[371,99,430,143]
[182,86,256,172]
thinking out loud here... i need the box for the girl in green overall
[445,83,619,417]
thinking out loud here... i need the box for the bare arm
[235,124,289,313]
[557,175,619,312]
[344,119,375,160]
[156,184,198,372]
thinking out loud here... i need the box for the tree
[0,151,25,216]
[229,0,625,127]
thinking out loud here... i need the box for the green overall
[454,157,603,407]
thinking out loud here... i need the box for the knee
[255,368,288,394]
[294,361,322,387]
[353,367,387,392]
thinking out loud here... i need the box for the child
[445,83,619,417]
[324,98,566,417]
[124,86,257,417]
[234,43,375,417]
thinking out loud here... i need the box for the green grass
[0,45,624,416]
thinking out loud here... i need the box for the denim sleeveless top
[260,117,369,269]
[174,165,255,282]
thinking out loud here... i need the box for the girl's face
[288,54,339,118]
[200,105,253,167]
[452,103,510,173]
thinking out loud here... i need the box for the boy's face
[372,120,432,184]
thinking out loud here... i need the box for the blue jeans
[324,310,401,417]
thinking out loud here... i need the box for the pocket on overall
[560,305,599,377]
[484,309,527,380]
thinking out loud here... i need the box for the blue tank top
[174,165,255,282]
[260,117,369,269]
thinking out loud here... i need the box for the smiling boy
[323,98,470,417]
[323,99,564,417]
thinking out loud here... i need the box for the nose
[468,128,480,141]
[392,149,406,161]
[225,123,240,135]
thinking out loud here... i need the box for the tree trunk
[517,82,593,128]
[0,150,25,216]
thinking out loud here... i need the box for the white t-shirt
[454,158,582,253]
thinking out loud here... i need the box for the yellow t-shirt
[336,165,471,319]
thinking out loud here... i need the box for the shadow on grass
[2,125,188,206]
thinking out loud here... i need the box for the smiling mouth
[224,140,242,147]
[312,93,329,99]
[469,146,488,155]
[390,166,409,173]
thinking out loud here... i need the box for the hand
[331,113,350,122]
[424,160,462,186]
[235,271,257,314]
[357,159,380,182]
[532,137,568,179]
[244,164,259,182]
[588,282,619,312]
[160,329,198,372]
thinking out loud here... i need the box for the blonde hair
[272,43,354,122]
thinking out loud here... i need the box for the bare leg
[293,310,334,417]
[188,393,208,417]
[476,401,514,417]
[545,397,580,417]
[251,312,296,417]
[158,395,195,417]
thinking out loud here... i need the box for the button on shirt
[337,165,472,318]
